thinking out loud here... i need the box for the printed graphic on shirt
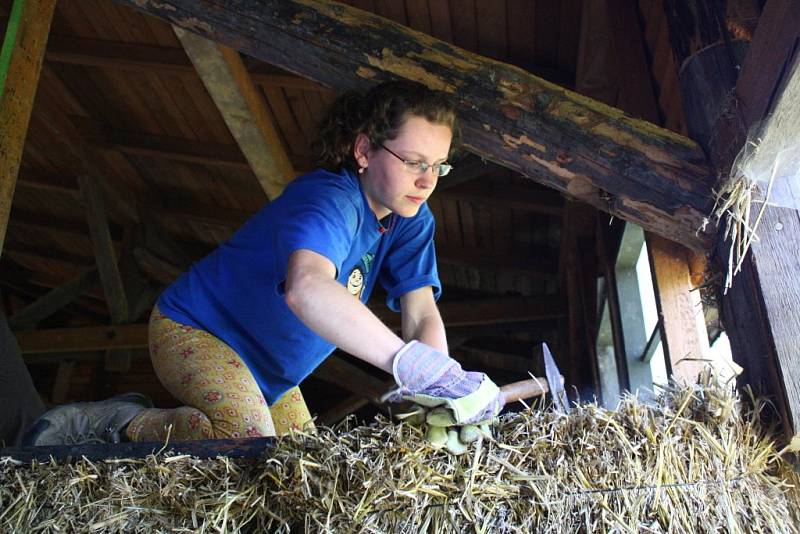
[345,252,375,301]
[346,267,364,298]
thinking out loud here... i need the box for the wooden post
[646,235,708,382]
[0,0,57,257]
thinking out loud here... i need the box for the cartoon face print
[346,267,365,299]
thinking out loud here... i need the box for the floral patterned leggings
[125,306,314,441]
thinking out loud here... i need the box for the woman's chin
[395,204,421,218]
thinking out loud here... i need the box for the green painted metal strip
[0,0,27,99]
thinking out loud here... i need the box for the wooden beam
[16,171,80,196]
[44,34,325,91]
[8,209,98,238]
[80,171,131,372]
[606,0,660,123]
[8,269,99,330]
[78,174,128,325]
[1,283,106,326]
[0,0,57,257]
[174,28,295,199]
[37,67,140,224]
[15,323,149,353]
[113,0,716,251]
[1,435,281,463]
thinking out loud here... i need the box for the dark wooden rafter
[0,0,57,257]
[78,173,129,325]
[79,172,137,372]
[8,269,99,330]
[113,0,716,252]
[35,68,140,225]
[2,260,109,318]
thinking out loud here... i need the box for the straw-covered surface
[2,379,798,533]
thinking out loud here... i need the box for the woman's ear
[353,133,371,169]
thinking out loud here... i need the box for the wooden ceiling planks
[557,0,582,76]
[640,1,687,135]
[405,0,432,35]
[534,0,560,67]
[54,0,270,219]
[372,0,407,26]
[427,1,453,43]
[449,0,478,52]
[260,85,312,163]
[507,0,537,63]
[476,1,507,59]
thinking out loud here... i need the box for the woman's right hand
[383,340,503,425]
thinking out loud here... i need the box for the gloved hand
[383,340,504,425]
[384,340,504,455]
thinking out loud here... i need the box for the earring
[358,166,367,174]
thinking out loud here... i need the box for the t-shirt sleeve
[270,181,360,294]
[379,203,442,312]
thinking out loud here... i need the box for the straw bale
[1,378,798,533]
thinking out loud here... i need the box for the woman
[23,80,502,446]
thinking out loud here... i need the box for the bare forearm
[285,273,402,373]
[403,313,447,353]
[400,288,447,352]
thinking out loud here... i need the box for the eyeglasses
[380,144,453,177]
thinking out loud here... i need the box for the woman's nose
[416,169,436,189]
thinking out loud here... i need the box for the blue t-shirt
[157,167,441,403]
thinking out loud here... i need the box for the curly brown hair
[314,80,458,172]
